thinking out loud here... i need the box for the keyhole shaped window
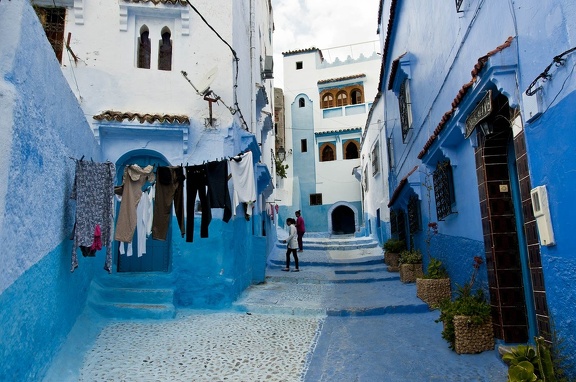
[158,28,172,71]
[137,26,151,69]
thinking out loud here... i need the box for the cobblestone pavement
[44,237,509,382]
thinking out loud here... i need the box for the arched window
[299,98,305,108]
[320,142,336,162]
[350,89,363,105]
[158,27,172,71]
[344,141,359,159]
[137,26,151,69]
[336,91,348,107]
[322,93,334,109]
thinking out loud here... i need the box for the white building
[277,44,380,233]
[30,0,276,302]
[360,90,391,245]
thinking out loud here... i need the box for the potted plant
[383,238,405,272]
[502,337,559,381]
[436,256,494,354]
[398,248,423,283]
[416,257,451,308]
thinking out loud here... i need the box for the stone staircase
[87,273,176,320]
[235,234,428,316]
[275,233,380,251]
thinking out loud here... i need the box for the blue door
[116,153,171,272]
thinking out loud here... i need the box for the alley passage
[45,234,508,381]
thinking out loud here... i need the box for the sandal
[281,268,290,272]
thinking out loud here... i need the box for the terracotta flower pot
[416,278,451,307]
[399,263,423,283]
[453,315,494,354]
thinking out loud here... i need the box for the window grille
[387,137,395,170]
[397,210,407,244]
[34,7,66,63]
[399,79,413,142]
[408,195,421,234]
[433,160,456,220]
[390,210,398,235]
[138,30,151,69]
[371,142,380,175]
[310,193,323,206]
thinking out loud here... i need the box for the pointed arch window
[336,91,348,107]
[344,140,359,159]
[322,93,334,109]
[319,142,336,162]
[158,27,172,71]
[137,26,151,69]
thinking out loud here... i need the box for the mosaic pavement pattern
[79,313,322,382]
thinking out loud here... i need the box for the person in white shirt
[282,218,300,272]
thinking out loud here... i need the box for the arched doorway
[115,150,171,272]
[330,205,356,235]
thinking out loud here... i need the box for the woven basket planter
[416,278,451,307]
[385,252,400,267]
[399,263,423,283]
[385,252,400,272]
[453,315,494,354]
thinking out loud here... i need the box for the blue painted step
[87,275,176,320]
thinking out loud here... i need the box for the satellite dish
[196,65,218,95]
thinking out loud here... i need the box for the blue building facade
[376,0,576,375]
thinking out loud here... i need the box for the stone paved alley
[44,235,508,381]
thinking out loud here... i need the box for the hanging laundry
[229,151,256,218]
[152,166,185,241]
[70,160,115,273]
[135,186,152,257]
[206,160,232,223]
[185,164,212,242]
[115,164,155,243]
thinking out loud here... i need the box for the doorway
[115,151,171,272]
[331,205,355,235]
[474,93,549,342]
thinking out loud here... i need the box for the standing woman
[282,218,300,272]
[295,210,305,252]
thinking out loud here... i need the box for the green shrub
[423,257,449,279]
[398,249,423,265]
[436,284,491,350]
[383,238,406,253]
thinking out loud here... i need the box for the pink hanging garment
[90,224,103,251]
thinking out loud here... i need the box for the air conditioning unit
[262,56,273,79]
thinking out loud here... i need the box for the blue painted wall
[0,2,102,380]
[291,94,316,214]
[378,0,576,375]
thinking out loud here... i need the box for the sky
[271,0,381,89]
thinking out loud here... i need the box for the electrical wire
[525,46,576,96]
[184,0,250,131]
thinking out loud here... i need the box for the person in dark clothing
[295,210,305,252]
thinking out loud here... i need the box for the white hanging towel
[229,151,256,216]
[135,187,152,257]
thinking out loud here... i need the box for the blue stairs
[87,273,176,320]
